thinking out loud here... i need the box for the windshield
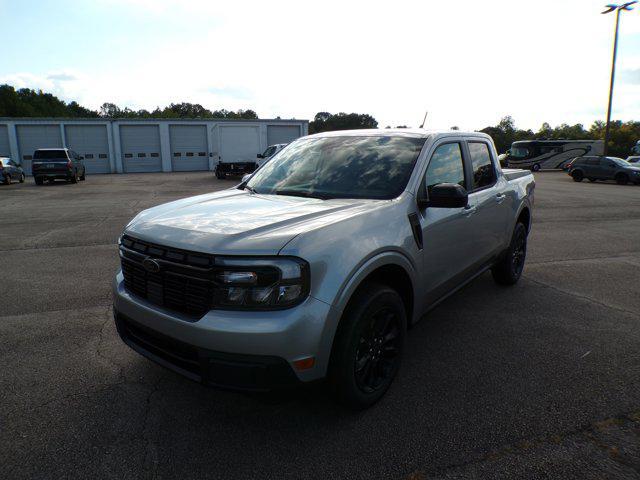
[262,146,277,157]
[509,147,529,158]
[246,135,426,200]
[34,150,67,160]
[608,157,628,166]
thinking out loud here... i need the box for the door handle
[496,193,506,204]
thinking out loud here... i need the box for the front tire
[329,283,406,410]
[572,170,584,182]
[69,170,79,184]
[80,168,86,181]
[19,173,25,183]
[616,173,629,185]
[492,222,528,286]
[3,174,10,185]
[532,163,541,172]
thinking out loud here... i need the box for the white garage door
[170,125,209,171]
[267,125,301,146]
[17,125,62,174]
[65,125,111,174]
[0,126,10,157]
[119,125,162,173]
[218,125,260,164]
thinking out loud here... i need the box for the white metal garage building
[0,118,308,175]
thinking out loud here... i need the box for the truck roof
[307,128,492,141]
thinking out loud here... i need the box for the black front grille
[120,235,215,319]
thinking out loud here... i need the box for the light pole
[601,2,637,156]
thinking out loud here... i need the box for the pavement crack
[141,380,162,480]
[411,409,640,479]
[524,276,640,317]
[95,308,126,383]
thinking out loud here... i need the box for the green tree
[309,112,378,134]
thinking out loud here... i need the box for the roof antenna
[419,111,428,129]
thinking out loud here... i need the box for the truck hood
[125,188,384,255]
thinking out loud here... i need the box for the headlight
[212,257,309,310]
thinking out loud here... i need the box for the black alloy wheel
[354,307,402,394]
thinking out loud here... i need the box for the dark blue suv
[0,157,26,185]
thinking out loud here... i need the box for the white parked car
[240,144,287,183]
[257,144,287,168]
[626,156,640,164]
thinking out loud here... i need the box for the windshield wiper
[239,183,258,194]
[274,189,329,200]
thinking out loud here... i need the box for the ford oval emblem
[142,258,161,273]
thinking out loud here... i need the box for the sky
[1,0,639,131]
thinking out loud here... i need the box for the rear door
[464,139,512,263]
[583,158,599,178]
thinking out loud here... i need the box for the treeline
[1,84,637,156]
[480,116,640,158]
[0,84,257,119]
[308,112,378,134]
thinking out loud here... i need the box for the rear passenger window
[425,143,465,192]
[468,142,496,190]
[586,159,599,166]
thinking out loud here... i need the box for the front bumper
[112,271,334,388]
[115,311,301,390]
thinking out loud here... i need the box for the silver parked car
[113,130,535,409]
[0,157,25,184]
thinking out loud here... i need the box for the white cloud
[3,0,640,129]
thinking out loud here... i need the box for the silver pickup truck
[113,129,534,409]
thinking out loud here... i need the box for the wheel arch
[318,252,417,379]
[324,252,418,358]
[516,205,532,233]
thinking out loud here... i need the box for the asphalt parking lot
[1,171,639,479]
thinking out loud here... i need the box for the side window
[425,143,465,192]
[468,142,496,190]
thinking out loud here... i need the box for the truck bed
[502,168,532,182]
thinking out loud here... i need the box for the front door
[418,141,479,306]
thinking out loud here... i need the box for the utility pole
[601,2,637,156]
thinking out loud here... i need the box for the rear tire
[215,170,225,180]
[532,163,541,172]
[615,173,629,185]
[492,222,528,286]
[19,173,25,183]
[329,283,406,410]
[572,170,584,182]
[80,169,86,181]
[70,170,79,184]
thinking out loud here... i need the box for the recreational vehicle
[505,140,604,171]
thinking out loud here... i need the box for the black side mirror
[418,183,468,209]
[257,154,264,159]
